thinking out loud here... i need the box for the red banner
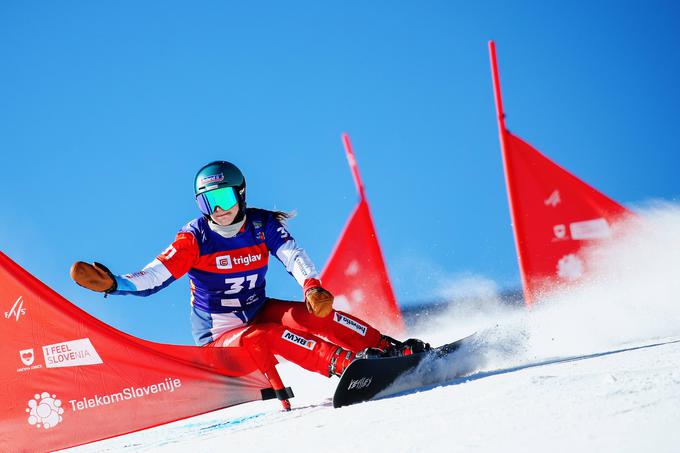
[0,251,272,452]
[321,134,405,335]
[489,41,633,304]
[501,133,631,302]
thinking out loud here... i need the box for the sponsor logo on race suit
[4,296,26,321]
[216,253,263,269]
[334,313,367,336]
[281,330,316,350]
[26,392,64,429]
[216,255,232,269]
[42,338,103,368]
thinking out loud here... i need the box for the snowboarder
[70,160,427,409]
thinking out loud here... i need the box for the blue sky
[2,1,678,344]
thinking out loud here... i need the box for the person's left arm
[265,215,334,317]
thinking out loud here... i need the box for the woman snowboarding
[71,160,427,409]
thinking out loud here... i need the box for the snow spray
[402,203,680,384]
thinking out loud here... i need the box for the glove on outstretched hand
[305,287,334,318]
[70,261,117,293]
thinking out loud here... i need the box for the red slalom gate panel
[0,251,272,452]
[488,41,633,304]
[501,132,632,302]
[321,134,405,336]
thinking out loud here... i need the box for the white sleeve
[274,239,320,286]
[113,259,174,296]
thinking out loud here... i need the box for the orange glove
[70,261,117,293]
[305,287,334,318]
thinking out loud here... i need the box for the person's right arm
[70,232,199,296]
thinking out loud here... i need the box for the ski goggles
[196,186,239,215]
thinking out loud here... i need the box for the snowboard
[332,334,475,408]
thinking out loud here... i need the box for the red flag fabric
[0,251,272,452]
[321,134,404,335]
[321,199,405,336]
[501,133,632,303]
[489,41,633,304]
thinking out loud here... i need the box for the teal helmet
[194,161,247,222]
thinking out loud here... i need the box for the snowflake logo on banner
[350,288,365,304]
[557,254,584,281]
[333,295,351,311]
[26,392,64,429]
[344,260,360,276]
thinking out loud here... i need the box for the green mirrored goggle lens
[201,186,238,213]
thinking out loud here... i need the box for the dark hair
[270,210,295,225]
[205,208,295,226]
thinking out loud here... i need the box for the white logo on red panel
[5,296,26,321]
[544,190,561,207]
[345,260,360,276]
[42,338,103,368]
[333,295,351,312]
[69,377,182,412]
[17,348,43,373]
[557,254,584,281]
[570,218,610,240]
[20,349,35,366]
[26,392,64,429]
[553,224,567,240]
[350,289,365,304]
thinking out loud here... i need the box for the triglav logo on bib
[216,253,262,269]
[216,255,233,269]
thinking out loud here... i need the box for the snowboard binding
[358,336,431,359]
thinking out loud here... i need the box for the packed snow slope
[66,205,680,453]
